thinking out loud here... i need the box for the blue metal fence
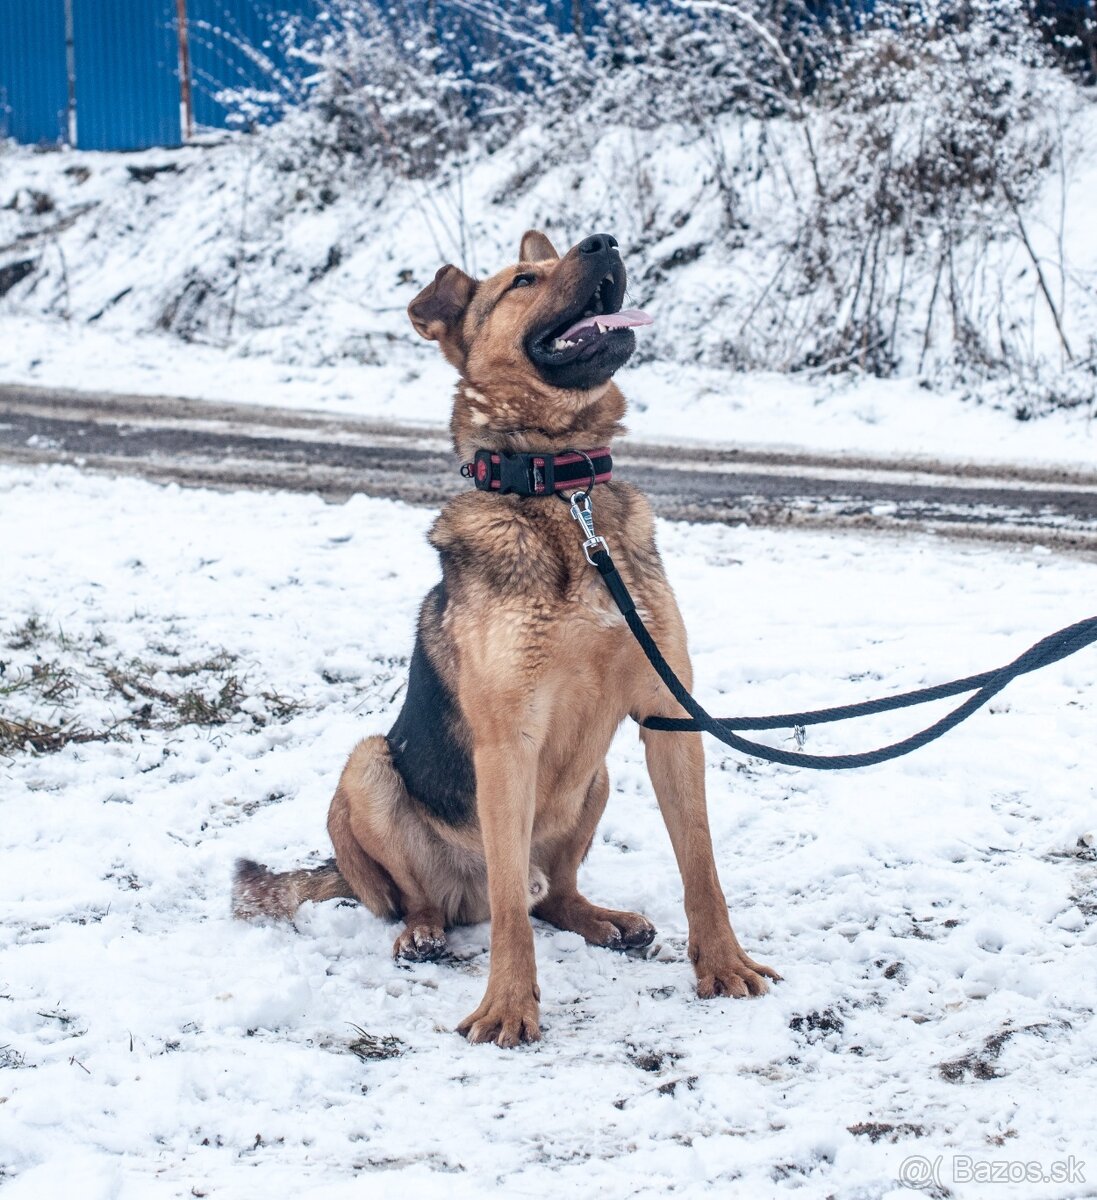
[0,0,312,150]
[0,0,69,144]
[5,0,640,152]
[71,0,181,151]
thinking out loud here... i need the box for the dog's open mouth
[530,266,652,366]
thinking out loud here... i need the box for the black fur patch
[386,583,476,825]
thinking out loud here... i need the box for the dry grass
[0,616,307,757]
[346,1026,405,1061]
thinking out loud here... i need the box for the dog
[233,230,778,1046]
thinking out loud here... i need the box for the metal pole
[176,0,193,142]
[63,0,76,146]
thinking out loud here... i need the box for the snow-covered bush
[204,12,457,184]
[547,2,800,126]
[277,6,472,182]
[219,0,828,180]
[611,0,1092,391]
[781,0,1074,377]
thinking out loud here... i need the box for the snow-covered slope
[2,82,1096,467]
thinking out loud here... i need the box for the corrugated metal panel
[1,0,609,150]
[187,1,314,129]
[71,0,180,149]
[0,0,69,145]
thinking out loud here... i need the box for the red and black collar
[461,447,612,497]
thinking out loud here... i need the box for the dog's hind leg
[391,910,447,961]
[327,769,401,922]
[333,736,453,962]
[533,764,656,950]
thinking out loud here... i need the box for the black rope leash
[566,492,1097,771]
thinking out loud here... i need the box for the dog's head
[408,231,651,456]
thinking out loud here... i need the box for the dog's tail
[233,786,400,923]
[231,857,356,922]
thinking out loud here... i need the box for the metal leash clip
[569,492,609,565]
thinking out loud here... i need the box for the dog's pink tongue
[559,308,653,342]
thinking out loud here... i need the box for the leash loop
[569,516,1097,771]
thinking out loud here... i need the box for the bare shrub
[699,0,1086,382]
[809,1,1058,370]
[287,7,471,182]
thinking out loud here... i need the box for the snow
[2,463,1095,1197]
[4,26,1095,1192]
[2,96,1096,471]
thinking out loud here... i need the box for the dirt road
[2,382,1095,553]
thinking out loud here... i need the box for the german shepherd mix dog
[234,231,778,1046]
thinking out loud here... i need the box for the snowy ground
[2,463,1096,1198]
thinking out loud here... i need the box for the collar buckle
[471,449,554,495]
[499,450,551,495]
[471,449,494,491]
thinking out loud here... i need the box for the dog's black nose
[579,234,618,255]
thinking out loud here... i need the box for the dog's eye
[511,273,536,290]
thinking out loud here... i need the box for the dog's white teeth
[552,338,576,351]
[603,273,613,284]
[595,321,607,333]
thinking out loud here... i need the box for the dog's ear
[519,230,559,263]
[408,265,478,367]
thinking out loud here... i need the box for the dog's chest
[432,490,661,694]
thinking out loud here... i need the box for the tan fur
[233,230,778,1045]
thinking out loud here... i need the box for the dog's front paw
[457,983,541,1047]
[690,938,781,999]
